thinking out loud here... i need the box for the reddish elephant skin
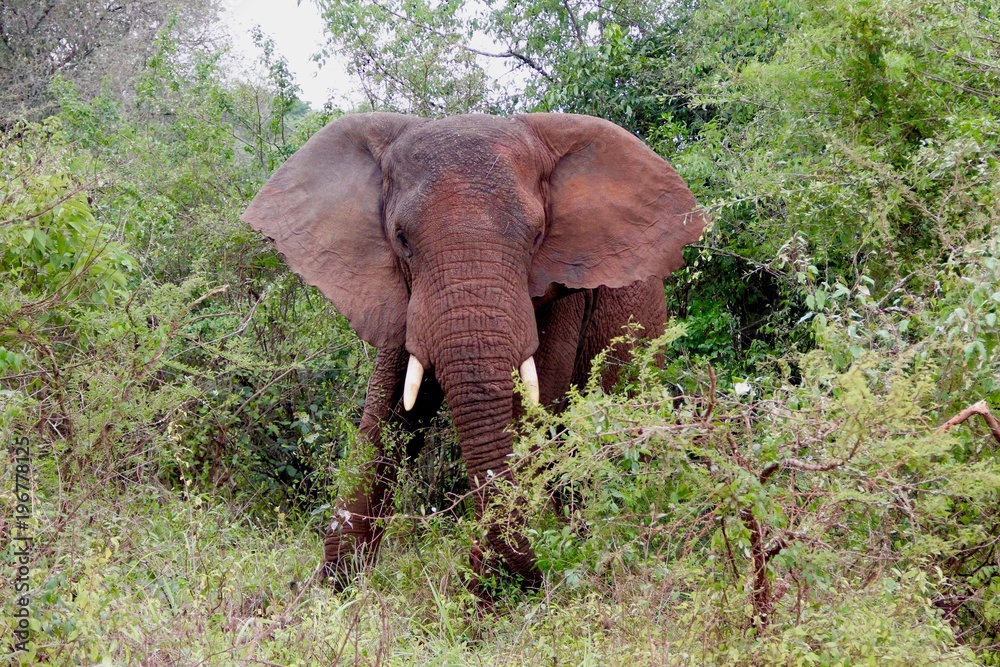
[241,112,705,591]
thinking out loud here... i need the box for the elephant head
[242,112,704,584]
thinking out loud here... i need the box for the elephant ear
[517,113,705,296]
[242,113,426,349]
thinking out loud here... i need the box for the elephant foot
[322,557,352,592]
[466,540,499,615]
[464,537,543,612]
[323,513,381,591]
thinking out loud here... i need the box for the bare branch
[937,400,1000,444]
[561,0,585,46]
[759,448,859,483]
[464,45,552,81]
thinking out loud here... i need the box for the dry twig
[936,400,1000,444]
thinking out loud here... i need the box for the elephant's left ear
[517,113,706,296]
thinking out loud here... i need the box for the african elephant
[242,112,704,589]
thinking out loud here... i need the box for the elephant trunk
[404,353,537,411]
[406,240,541,585]
[435,341,541,585]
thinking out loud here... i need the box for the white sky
[220,0,356,108]
[219,0,529,111]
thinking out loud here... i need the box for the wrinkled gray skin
[242,112,704,590]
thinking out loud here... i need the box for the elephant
[241,112,705,590]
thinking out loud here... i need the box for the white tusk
[403,355,424,411]
[519,356,540,406]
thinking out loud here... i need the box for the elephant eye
[396,231,413,259]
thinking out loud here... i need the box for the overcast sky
[220,0,355,108]
[219,0,528,111]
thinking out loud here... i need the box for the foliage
[3,24,363,512]
[0,120,155,461]
[0,121,134,318]
[670,0,1000,362]
[501,297,995,659]
[315,0,495,115]
[0,0,217,125]
[1,325,983,664]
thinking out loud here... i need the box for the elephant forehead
[385,116,541,176]
[382,119,546,223]
[386,173,541,238]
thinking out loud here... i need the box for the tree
[0,0,217,125]
[315,0,494,115]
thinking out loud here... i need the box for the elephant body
[242,113,704,588]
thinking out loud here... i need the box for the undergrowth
[0,459,975,665]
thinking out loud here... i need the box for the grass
[0,456,977,666]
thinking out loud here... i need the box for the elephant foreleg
[530,278,667,407]
[571,277,667,392]
[530,292,587,413]
[323,347,443,588]
[524,280,667,522]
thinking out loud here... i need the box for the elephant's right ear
[242,113,426,349]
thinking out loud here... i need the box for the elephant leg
[530,292,588,414]
[514,293,589,520]
[466,494,543,601]
[571,277,667,392]
[524,279,667,523]
[324,347,443,588]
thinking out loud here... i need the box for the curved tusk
[518,356,540,407]
[403,355,424,411]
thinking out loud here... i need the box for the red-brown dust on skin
[244,112,704,590]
